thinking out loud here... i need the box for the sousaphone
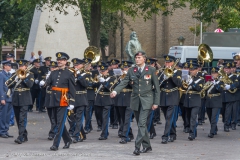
[84,46,101,64]
[197,44,213,63]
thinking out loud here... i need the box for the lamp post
[192,12,203,44]
[177,36,185,46]
[0,27,3,61]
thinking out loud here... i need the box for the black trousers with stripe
[161,106,176,140]
[47,107,57,137]
[118,106,133,140]
[206,108,221,134]
[147,110,156,135]
[185,107,199,138]
[95,106,111,138]
[52,107,71,147]
[13,105,28,140]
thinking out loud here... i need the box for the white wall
[25,5,89,61]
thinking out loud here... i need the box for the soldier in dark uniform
[109,59,120,129]
[6,53,16,126]
[183,63,204,140]
[196,60,207,125]
[147,58,162,126]
[205,67,224,138]
[146,58,158,139]
[71,58,89,143]
[230,61,239,130]
[83,58,95,133]
[159,55,182,144]
[29,58,41,112]
[6,60,34,144]
[38,57,51,112]
[94,63,116,140]
[66,62,71,69]
[233,54,240,126]
[40,61,58,140]
[0,61,14,138]
[221,62,238,132]
[179,62,190,133]
[43,52,75,151]
[94,62,104,131]
[114,61,134,144]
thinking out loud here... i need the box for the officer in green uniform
[111,51,160,156]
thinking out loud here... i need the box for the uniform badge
[144,75,151,80]
[57,53,61,57]
[144,75,151,85]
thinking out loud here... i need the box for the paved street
[0,110,240,160]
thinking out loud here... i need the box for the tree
[0,0,34,60]
[217,8,240,31]
[188,0,240,22]
[11,0,186,48]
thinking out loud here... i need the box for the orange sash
[52,87,69,107]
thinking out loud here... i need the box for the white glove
[123,71,127,74]
[39,80,45,86]
[110,91,117,98]
[26,73,29,77]
[67,105,74,110]
[81,73,86,76]
[106,77,111,81]
[224,84,230,90]
[15,76,19,81]
[188,78,193,85]
[76,70,80,74]
[174,70,177,73]
[164,75,168,79]
[46,74,50,79]
[212,80,216,85]
[99,77,105,82]
[35,79,39,84]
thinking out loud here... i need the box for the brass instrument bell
[84,46,100,64]
[197,44,213,63]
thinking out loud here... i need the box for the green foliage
[217,8,240,31]
[188,0,240,22]
[189,24,208,36]
[0,0,34,48]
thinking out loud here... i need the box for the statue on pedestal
[125,31,142,63]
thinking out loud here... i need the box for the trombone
[5,64,35,87]
[159,58,180,86]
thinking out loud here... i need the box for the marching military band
[1,46,240,154]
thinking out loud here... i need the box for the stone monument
[125,31,142,63]
[25,5,89,61]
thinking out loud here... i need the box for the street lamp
[177,36,185,46]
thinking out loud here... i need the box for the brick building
[109,4,218,64]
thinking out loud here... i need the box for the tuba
[84,46,101,64]
[197,44,213,63]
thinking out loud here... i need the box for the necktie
[139,67,142,73]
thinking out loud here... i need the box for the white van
[169,46,240,63]
[168,46,240,70]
